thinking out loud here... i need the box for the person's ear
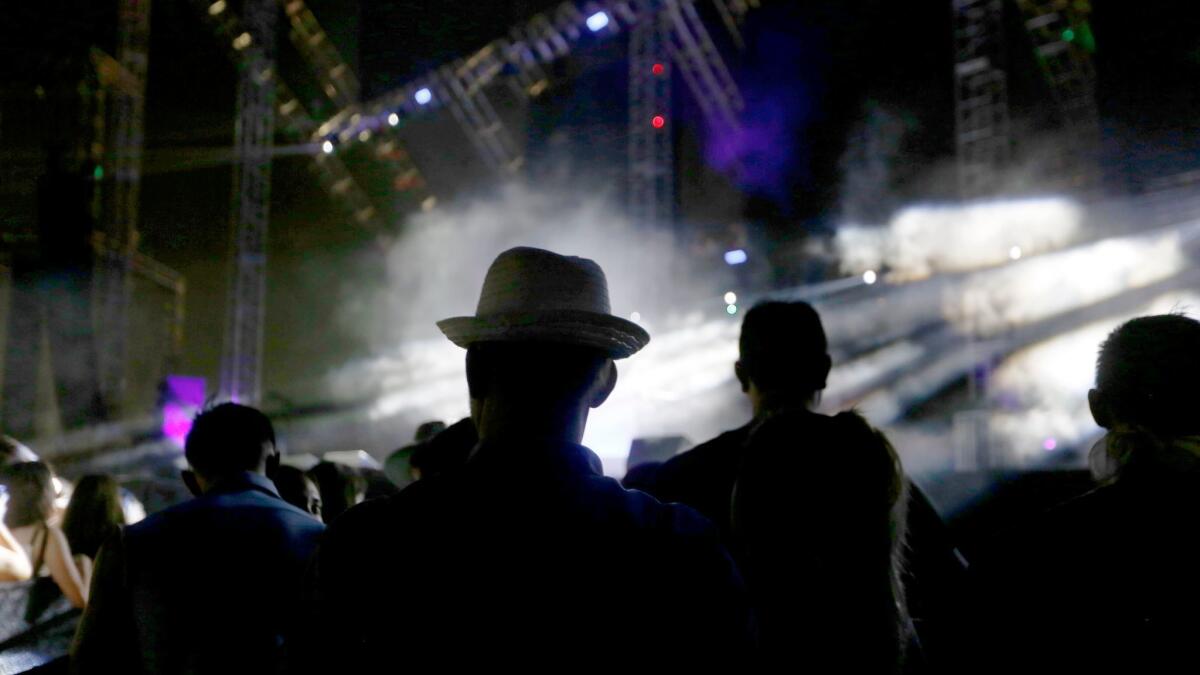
[1089,388,1112,429]
[265,451,281,478]
[815,353,832,390]
[735,361,750,393]
[589,361,618,408]
[465,348,489,401]
[181,470,203,497]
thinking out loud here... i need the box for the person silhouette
[72,403,324,674]
[973,314,1200,672]
[301,247,753,670]
[646,301,963,669]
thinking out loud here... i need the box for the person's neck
[475,398,588,446]
[198,469,265,494]
[751,391,816,418]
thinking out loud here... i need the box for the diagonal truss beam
[316,1,747,176]
[279,0,430,201]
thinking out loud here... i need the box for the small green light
[93,165,104,180]
[1062,28,1075,42]
[726,304,738,315]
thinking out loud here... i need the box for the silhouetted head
[466,341,617,444]
[182,403,279,495]
[271,465,322,521]
[1089,315,1200,480]
[61,474,125,559]
[409,417,478,480]
[414,420,447,443]
[0,436,37,469]
[1090,315,1200,435]
[307,461,365,524]
[1,461,55,528]
[735,302,832,414]
[438,247,643,445]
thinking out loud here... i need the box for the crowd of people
[0,245,1197,672]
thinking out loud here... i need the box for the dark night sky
[7,0,1199,408]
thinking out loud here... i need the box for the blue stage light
[586,12,610,32]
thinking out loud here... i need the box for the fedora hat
[437,247,650,359]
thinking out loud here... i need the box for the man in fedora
[301,247,753,669]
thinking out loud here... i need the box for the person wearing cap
[301,247,753,669]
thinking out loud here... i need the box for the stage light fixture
[322,140,334,154]
[586,12,610,32]
[863,270,878,285]
[388,112,400,126]
[726,304,738,315]
[415,88,433,105]
[652,115,666,129]
[1009,245,1023,261]
[724,249,748,265]
[724,291,737,305]
[652,63,665,76]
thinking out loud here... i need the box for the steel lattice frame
[96,0,151,410]
[953,0,1011,198]
[628,4,673,229]
[316,1,747,169]
[1015,0,1100,189]
[665,0,743,134]
[218,0,276,405]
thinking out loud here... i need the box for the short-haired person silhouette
[975,314,1200,673]
[301,247,753,670]
[651,301,830,536]
[72,403,324,674]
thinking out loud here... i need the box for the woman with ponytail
[732,409,913,672]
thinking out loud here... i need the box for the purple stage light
[162,376,207,447]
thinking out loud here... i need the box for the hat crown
[476,247,613,316]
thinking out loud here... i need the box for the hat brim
[436,309,650,359]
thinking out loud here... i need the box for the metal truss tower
[218,0,276,405]
[628,4,674,229]
[665,0,744,136]
[953,0,1011,198]
[96,0,151,411]
[1015,0,1100,189]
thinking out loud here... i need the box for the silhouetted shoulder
[653,426,750,495]
[582,471,722,539]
